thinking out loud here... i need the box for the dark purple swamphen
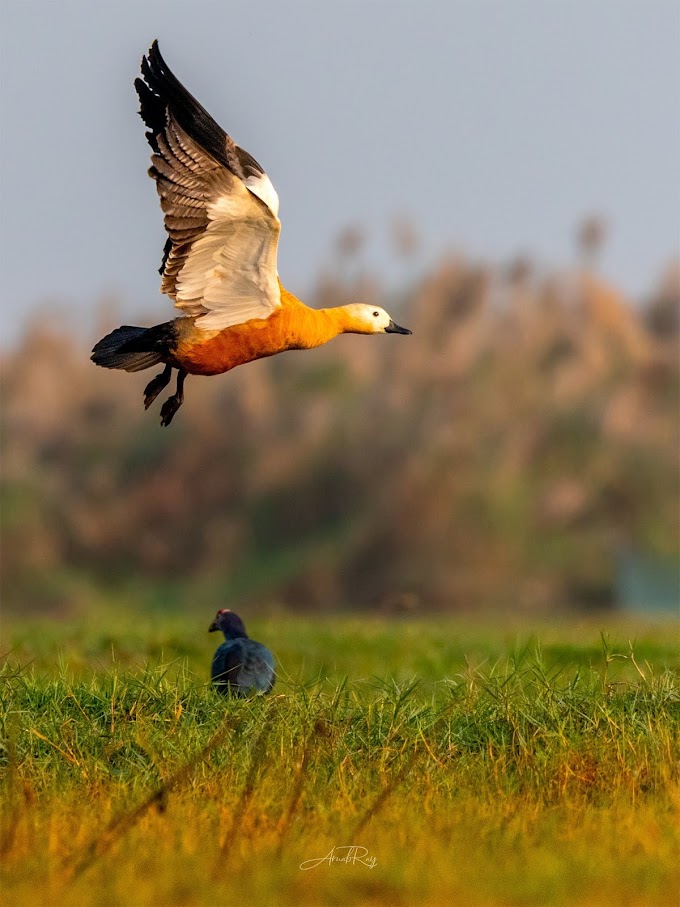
[208,609,275,696]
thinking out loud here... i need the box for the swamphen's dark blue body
[209,609,275,696]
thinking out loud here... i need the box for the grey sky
[1,0,678,343]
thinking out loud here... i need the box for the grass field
[1,612,679,906]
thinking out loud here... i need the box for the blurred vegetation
[1,235,678,615]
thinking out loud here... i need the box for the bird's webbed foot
[143,364,172,410]
[159,369,187,427]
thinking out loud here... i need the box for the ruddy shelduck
[92,41,411,426]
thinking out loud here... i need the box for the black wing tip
[136,41,161,94]
[134,40,234,172]
[135,39,171,109]
[139,39,180,102]
[143,39,162,70]
[147,39,163,68]
[135,42,174,151]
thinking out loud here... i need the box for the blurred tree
[335,225,365,283]
[576,215,608,271]
[1,251,677,614]
[390,215,420,261]
[644,260,680,338]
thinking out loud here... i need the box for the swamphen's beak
[208,620,218,632]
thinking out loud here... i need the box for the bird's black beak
[208,621,218,632]
[385,320,412,335]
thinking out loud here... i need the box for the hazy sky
[1,0,678,342]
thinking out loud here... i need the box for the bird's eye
[372,311,379,317]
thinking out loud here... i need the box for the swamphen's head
[208,609,248,639]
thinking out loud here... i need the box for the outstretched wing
[135,41,281,331]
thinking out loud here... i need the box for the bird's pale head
[342,303,412,336]
[208,609,248,639]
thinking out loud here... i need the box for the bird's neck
[313,306,358,340]
[280,286,365,346]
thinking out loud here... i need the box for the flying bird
[209,609,275,696]
[91,41,411,426]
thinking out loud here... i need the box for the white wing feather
[175,182,281,330]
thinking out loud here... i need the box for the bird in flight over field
[91,41,411,426]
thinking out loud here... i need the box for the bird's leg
[143,363,172,410]
[159,368,187,427]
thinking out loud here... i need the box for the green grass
[1,613,679,906]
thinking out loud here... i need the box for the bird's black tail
[91,322,175,372]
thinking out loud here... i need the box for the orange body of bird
[171,285,356,376]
